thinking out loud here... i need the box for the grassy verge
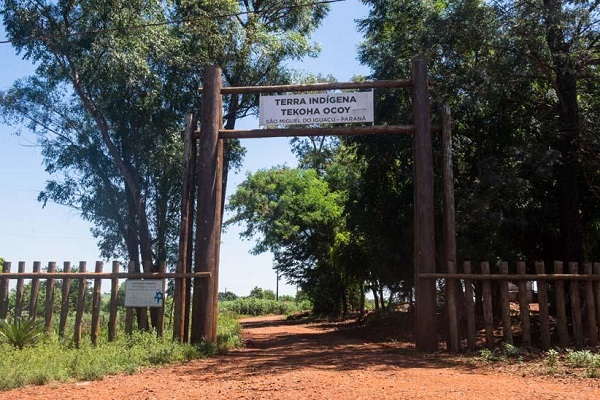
[0,312,242,391]
[219,298,311,316]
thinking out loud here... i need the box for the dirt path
[3,315,600,399]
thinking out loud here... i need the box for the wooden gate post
[412,56,438,352]
[442,105,459,352]
[191,65,223,344]
[174,113,196,343]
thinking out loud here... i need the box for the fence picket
[535,261,551,350]
[29,261,41,320]
[14,262,25,319]
[554,261,570,347]
[91,261,103,345]
[499,261,513,345]
[569,262,584,349]
[517,262,531,347]
[59,262,71,337]
[44,262,56,333]
[109,261,119,342]
[583,263,598,346]
[463,261,476,350]
[74,262,87,348]
[481,262,494,348]
[0,261,11,319]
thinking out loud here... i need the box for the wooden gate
[178,56,453,352]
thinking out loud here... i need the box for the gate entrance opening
[175,56,456,352]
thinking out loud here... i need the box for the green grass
[218,298,311,316]
[0,313,242,391]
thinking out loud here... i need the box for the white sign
[259,91,374,126]
[124,280,164,308]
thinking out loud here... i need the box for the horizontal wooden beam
[191,125,442,140]
[0,272,212,279]
[199,80,415,94]
[419,273,600,281]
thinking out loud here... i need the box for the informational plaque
[124,279,164,307]
[259,91,374,126]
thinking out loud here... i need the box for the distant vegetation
[218,287,311,317]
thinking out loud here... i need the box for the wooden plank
[499,262,513,345]
[74,262,87,348]
[58,262,71,338]
[14,262,25,319]
[191,65,223,344]
[569,262,584,349]
[91,262,103,345]
[214,79,414,94]
[594,263,600,333]
[0,271,211,279]
[108,261,119,342]
[481,262,495,348]
[44,262,56,333]
[29,261,41,320]
[463,261,476,350]
[0,261,10,319]
[412,56,438,352]
[516,261,531,347]
[554,261,570,347]
[583,262,597,346]
[216,125,416,140]
[441,105,459,353]
[418,273,600,281]
[535,261,551,350]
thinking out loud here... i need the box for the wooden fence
[421,261,600,351]
[0,261,210,346]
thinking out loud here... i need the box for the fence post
[175,113,195,343]
[569,262,583,349]
[463,261,476,350]
[583,262,597,346]
[516,261,531,347]
[535,261,551,350]
[14,262,25,319]
[29,261,41,320]
[498,261,513,345]
[0,261,11,319]
[44,262,56,334]
[74,261,87,348]
[481,262,494,348]
[109,261,120,342]
[442,105,459,353]
[91,261,103,345]
[553,261,570,347]
[125,261,134,335]
[157,261,167,338]
[59,261,71,338]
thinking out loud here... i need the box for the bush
[0,318,46,350]
[219,298,310,316]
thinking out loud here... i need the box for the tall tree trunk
[543,0,583,262]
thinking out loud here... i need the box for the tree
[1,0,331,333]
[226,167,346,313]
[356,0,600,271]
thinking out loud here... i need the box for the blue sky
[0,0,371,297]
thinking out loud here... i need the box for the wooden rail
[423,261,600,351]
[0,261,208,345]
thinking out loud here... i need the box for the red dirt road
[3,315,600,399]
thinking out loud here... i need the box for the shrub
[0,318,46,350]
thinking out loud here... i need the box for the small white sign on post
[124,280,164,308]
[259,91,374,126]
